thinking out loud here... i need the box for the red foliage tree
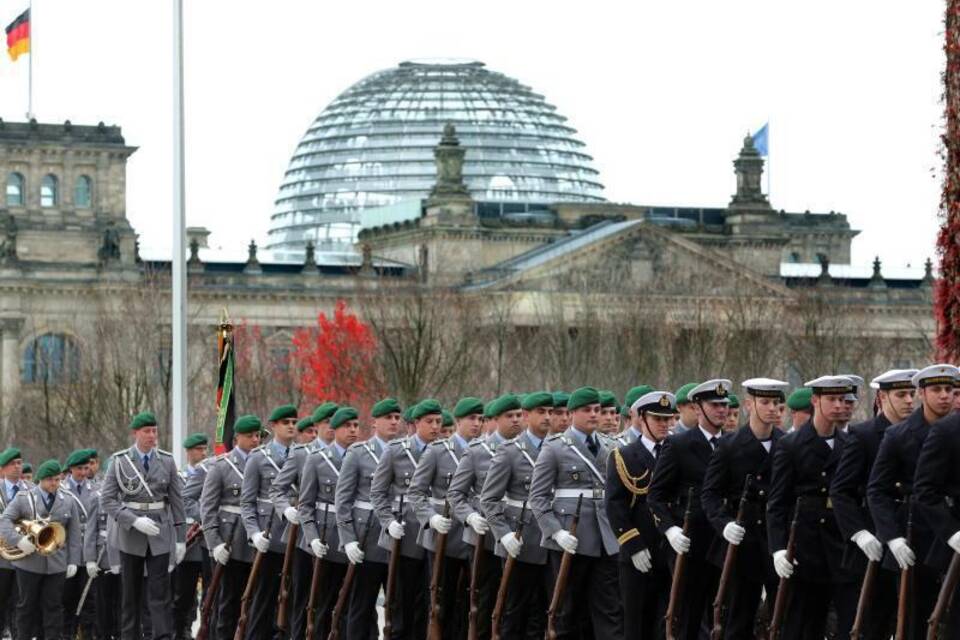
[937,0,960,359]
[291,300,382,413]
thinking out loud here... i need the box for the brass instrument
[0,518,66,560]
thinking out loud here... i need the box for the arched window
[5,173,23,206]
[22,333,80,384]
[40,175,58,208]
[74,175,92,208]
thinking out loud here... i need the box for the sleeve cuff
[617,528,641,546]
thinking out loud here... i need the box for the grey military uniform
[408,436,470,559]
[0,486,82,574]
[616,426,641,447]
[370,437,426,559]
[83,496,120,570]
[298,446,347,563]
[181,460,209,562]
[270,440,324,543]
[240,443,289,554]
[480,430,547,564]
[335,437,389,563]
[528,427,619,557]
[0,480,29,571]
[448,433,502,552]
[100,447,185,557]
[200,448,254,563]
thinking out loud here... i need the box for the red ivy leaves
[937,0,960,359]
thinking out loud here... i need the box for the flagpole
[26,0,33,119]
[171,0,187,465]
[766,118,771,203]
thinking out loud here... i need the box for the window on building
[40,175,58,208]
[22,333,80,384]
[75,175,92,208]
[5,173,24,207]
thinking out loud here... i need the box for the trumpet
[0,518,66,560]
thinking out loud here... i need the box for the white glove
[175,542,186,564]
[283,506,299,525]
[388,521,405,540]
[310,539,328,559]
[109,565,120,575]
[500,532,523,558]
[86,561,99,579]
[949,531,960,554]
[852,530,883,562]
[723,522,746,546]
[888,537,915,570]
[631,549,652,573]
[252,531,270,554]
[552,530,578,554]
[212,543,230,566]
[344,541,364,565]
[665,526,691,555]
[65,564,77,579]
[15,537,35,555]
[773,549,795,579]
[467,513,490,535]
[429,514,453,534]
[132,516,161,537]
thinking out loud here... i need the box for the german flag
[5,9,29,62]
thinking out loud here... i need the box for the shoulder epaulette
[468,439,486,448]
[157,449,173,457]
[251,445,266,453]
[430,438,448,447]
[546,433,563,441]
[214,453,229,461]
[347,442,365,450]
[110,449,128,459]
[390,438,406,447]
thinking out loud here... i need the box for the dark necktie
[9,485,17,502]
[142,455,150,472]
[709,436,718,451]
[76,482,82,496]
[43,493,53,512]
[586,435,599,457]
[653,443,662,458]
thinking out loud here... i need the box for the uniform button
[756,520,762,525]
[820,518,826,524]
[756,475,762,481]
[759,490,765,497]
[820,487,826,493]
[821,472,826,477]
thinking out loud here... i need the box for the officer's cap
[912,364,960,388]
[804,375,856,396]
[741,378,789,400]
[870,369,918,391]
[688,379,732,404]
[631,391,676,417]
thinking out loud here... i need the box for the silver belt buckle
[593,487,603,500]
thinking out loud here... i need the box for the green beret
[442,410,454,427]
[567,386,601,411]
[787,387,813,411]
[331,407,359,429]
[313,402,339,423]
[234,414,262,434]
[65,449,91,469]
[675,383,698,405]
[84,449,98,460]
[727,393,740,409]
[402,406,415,422]
[0,448,22,467]
[521,391,554,411]
[35,459,62,481]
[552,391,569,408]
[483,402,497,419]
[182,433,208,449]
[268,404,298,422]
[453,397,484,419]
[411,399,443,420]
[20,462,31,474]
[130,411,158,430]
[487,394,522,418]
[372,398,402,418]
[296,416,316,432]
[599,391,618,409]
[624,385,654,414]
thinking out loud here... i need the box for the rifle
[666,487,696,640]
[491,501,527,640]
[383,494,404,640]
[768,498,802,640]
[196,517,240,640]
[75,544,106,616]
[546,495,584,640]
[427,500,452,640]
[274,521,299,631]
[234,510,277,640]
[467,530,485,640]
[305,506,331,640]
[896,500,915,640]
[850,558,879,640]
[185,521,202,551]
[328,510,376,640]
[711,476,753,640]
[927,551,960,640]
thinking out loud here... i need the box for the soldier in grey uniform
[299,406,360,639]
[480,391,553,638]
[270,402,337,640]
[0,458,82,640]
[550,392,569,436]
[100,411,186,640]
[60,448,98,639]
[408,396,484,638]
[84,477,122,640]
[174,433,210,640]
[334,398,402,640]
[529,386,623,639]
[672,383,699,435]
[616,386,654,447]
[240,403,298,640]
[0,447,26,640]
[371,399,445,640]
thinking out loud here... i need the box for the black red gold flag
[5,9,29,62]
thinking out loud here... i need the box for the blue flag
[752,122,769,156]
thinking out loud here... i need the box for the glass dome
[267,59,606,254]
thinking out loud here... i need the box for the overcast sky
[0,1,945,269]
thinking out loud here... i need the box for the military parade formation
[2,368,960,639]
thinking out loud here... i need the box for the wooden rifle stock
[305,508,331,640]
[383,494,404,640]
[427,500,453,640]
[234,510,277,640]
[927,551,960,640]
[711,476,753,640]
[467,531,485,640]
[196,518,240,640]
[491,501,527,640]
[274,521,298,631]
[327,510,376,640]
[666,487,696,640]
[896,501,915,640]
[184,521,202,551]
[768,498,802,640]
[850,559,879,640]
[546,495,584,640]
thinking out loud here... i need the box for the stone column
[0,318,23,437]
